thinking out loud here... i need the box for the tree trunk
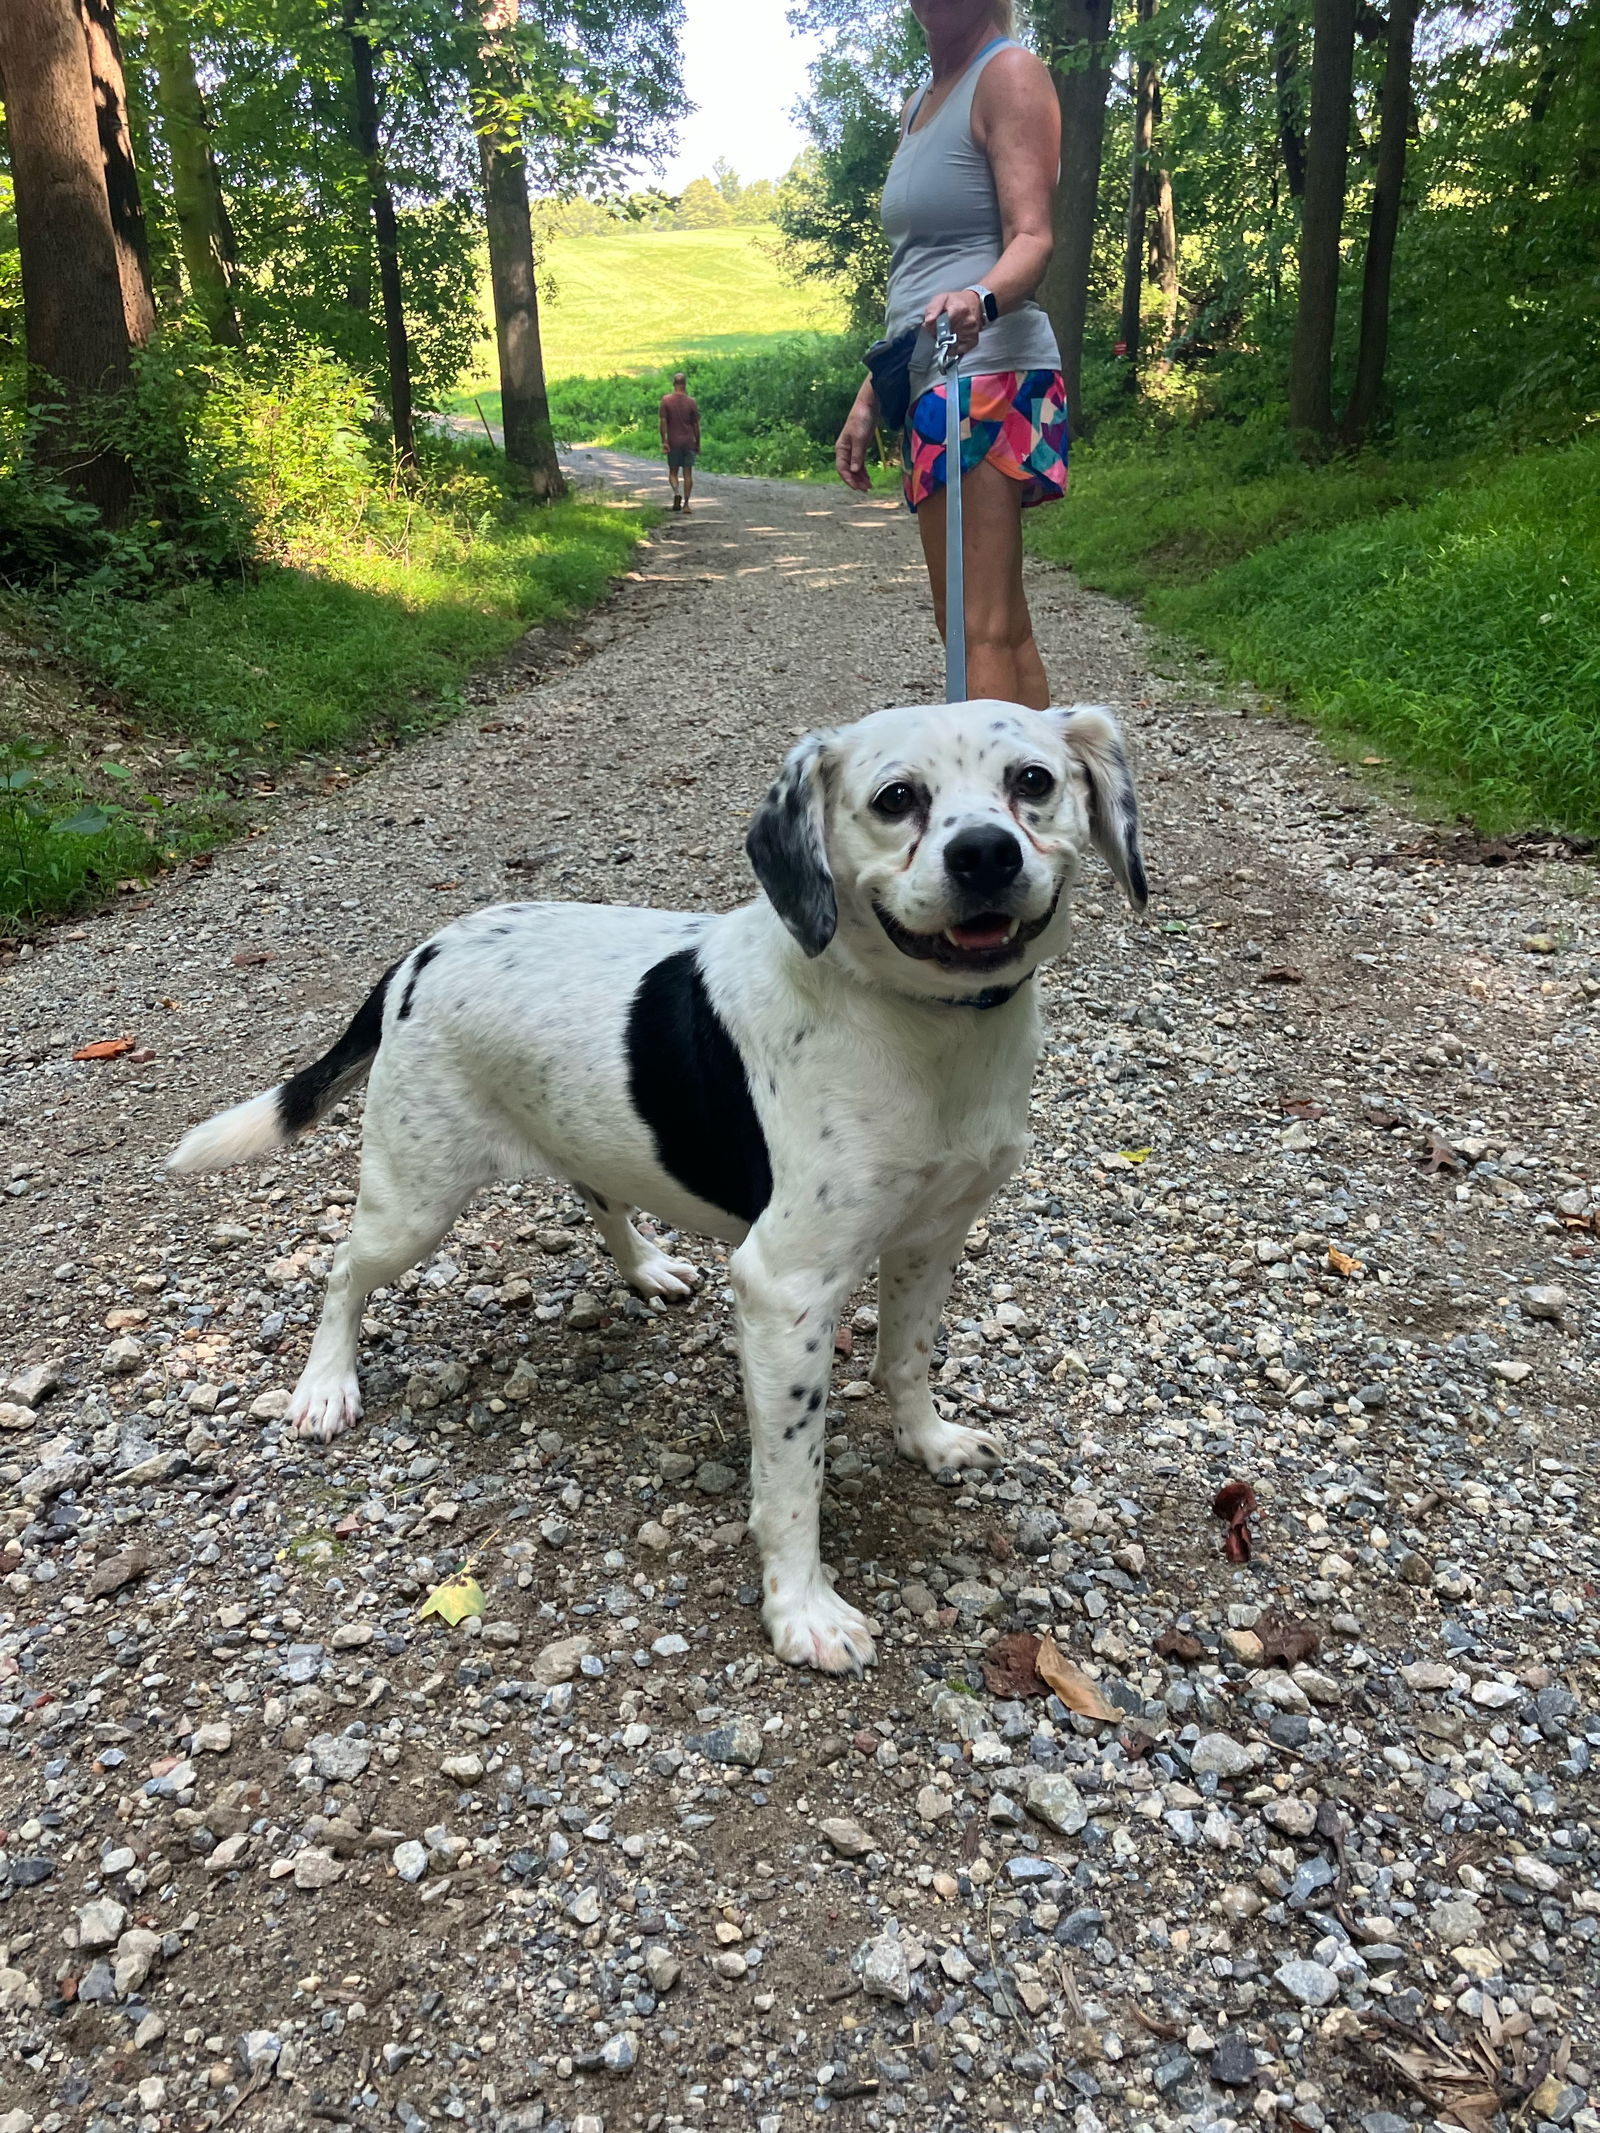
[345,0,415,467]
[471,0,565,498]
[1274,16,1307,200]
[1038,0,1115,436]
[1151,154,1178,348]
[0,0,136,521]
[1287,0,1356,452]
[147,4,242,346]
[1116,0,1159,376]
[78,0,155,346]
[1341,0,1416,448]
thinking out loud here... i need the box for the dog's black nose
[945,824,1024,898]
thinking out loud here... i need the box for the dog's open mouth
[875,892,1059,974]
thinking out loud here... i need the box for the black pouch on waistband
[863,327,920,432]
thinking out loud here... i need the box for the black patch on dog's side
[397,941,442,1022]
[627,950,772,1225]
[278,962,398,1136]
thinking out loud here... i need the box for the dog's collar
[930,972,1034,1011]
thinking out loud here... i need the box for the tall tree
[0,0,137,519]
[1038,0,1115,433]
[1273,15,1307,200]
[470,0,563,498]
[1287,0,1356,450]
[1342,0,1416,448]
[345,0,415,466]
[80,0,156,344]
[1117,0,1160,373]
[146,0,242,346]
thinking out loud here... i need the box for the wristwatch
[967,284,999,324]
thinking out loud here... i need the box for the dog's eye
[1015,764,1056,801]
[871,782,918,820]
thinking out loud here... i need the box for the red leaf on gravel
[1154,1624,1205,1663]
[1259,965,1304,984]
[982,1631,1045,1699]
[834,1325,853,1358]
[232,951,274,967]
[1212,1479,1258,1563]
[1280,1094,1326,1120]
[72,1036,136,1060]
[1256,1609,1320,1668]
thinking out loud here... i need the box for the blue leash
[934,315,965,703]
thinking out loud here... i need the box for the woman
[835,0,1063,710]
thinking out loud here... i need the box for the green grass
[2,463,649,928]
[1026,425,1600,835]
[449,227,843,405]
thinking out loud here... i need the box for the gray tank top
[881,38,1061,404]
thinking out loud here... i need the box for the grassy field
[449,227,843,419]
[1025,427,1600,836]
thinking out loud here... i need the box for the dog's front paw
[630,1250,700,1304]
[894,1412,1002,1475]
[765,1580,877,1675]
[292,1368,363,1444]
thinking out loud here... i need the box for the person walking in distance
[659,371,701,511]
[834,0,1064,707]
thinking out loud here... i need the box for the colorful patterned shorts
[902,367,1069,513]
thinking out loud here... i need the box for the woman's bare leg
[917,456,1049,708]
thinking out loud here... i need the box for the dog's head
[746,700,1147,1000]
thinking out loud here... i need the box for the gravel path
[2,454,1597,2133]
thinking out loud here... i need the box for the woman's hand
[835,382,879,493]
[921,286,985,358]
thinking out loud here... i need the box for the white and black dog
[170,700,1146,1672]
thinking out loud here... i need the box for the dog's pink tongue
[948,917,1012,951]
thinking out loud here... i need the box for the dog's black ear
[746,733,837,957]
[1055,705,1148,912]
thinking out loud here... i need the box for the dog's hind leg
[871,1205,1006,1476]
[576,1185,700,1303]
[292,1112,485,1443]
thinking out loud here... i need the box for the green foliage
[545,335,869,478]
[776,2,925,338]
[0,735,219,927]
[1025,426,1600,836]
[1154,439,1600,834]
[46,435,646,760]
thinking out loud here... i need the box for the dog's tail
[168,961,397,1174]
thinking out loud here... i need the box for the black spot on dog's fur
[397,941,442,1022]
[626,949,772,1226]
[277,962,398,1136]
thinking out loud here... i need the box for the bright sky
[655,0,823,190]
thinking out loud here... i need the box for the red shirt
[659,391,700,451]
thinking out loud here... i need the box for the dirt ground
[1,452,1596,2133]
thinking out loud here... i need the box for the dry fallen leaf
[1327,1244,1363,1278]
[232,951,274,968]
[981,1630,1045,1699]
[1153,1624,1205,1663]
[1256,1608,1320,1668]
[1419,1132,1467,1174]
[72,1036,136,1060]
[1212,1479,1258,1564]
[1259,964,1305,984]
[417,1572,486,1627]
[1036,1636,1117,1721]
[1280,1094,1326,1120]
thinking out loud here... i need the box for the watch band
[967,284,999,324]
